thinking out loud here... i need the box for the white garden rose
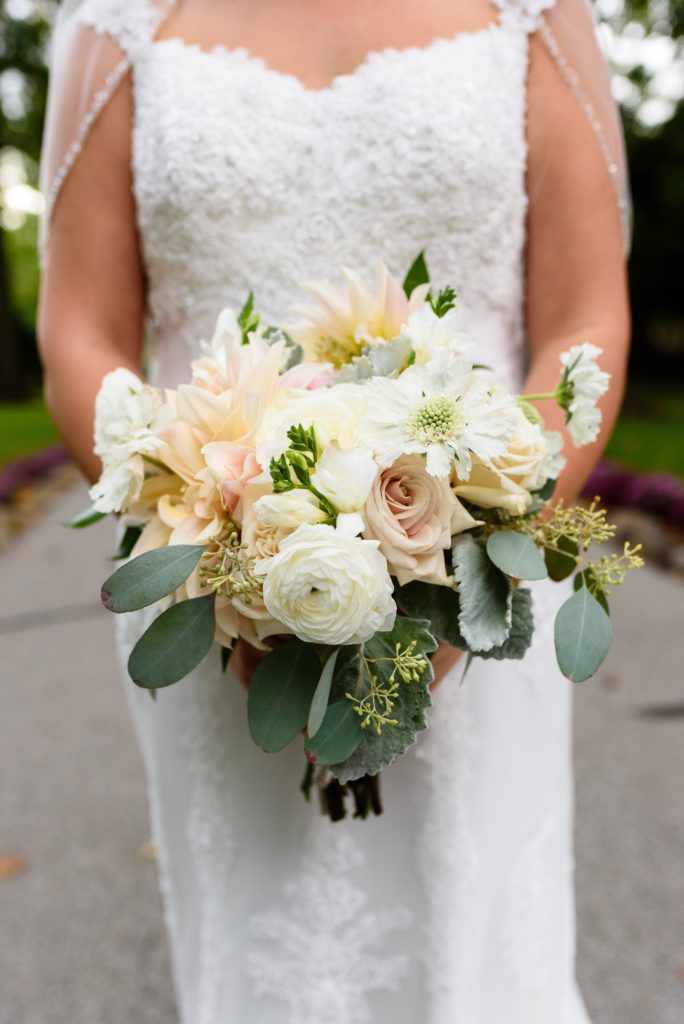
[364,455,479,586]
[452,457,532,516]
[310,443,378,513]
[489,406,550,491]
[255,383,367,465]
[254,489,327,529]
[257,520,396,645]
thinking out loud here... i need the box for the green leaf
[247,639,321,753]
[486,531,548,581]
[535,476,557,501]
[395,580,467,649]
[331,618,437,784]
[128,595,216,689]
[476,588,534,661]
[305,701,362,765]
[402,250,430,298]
[114,525,143,560]
[452,535,512,652]
[573,571,610,614]
[308,648,340,739]
[101,544,206,613]
[221,645,233,673]
[554,588,612,683]
[64,505,107,529]
[544,535,579,582]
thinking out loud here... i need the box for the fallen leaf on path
[0,856,28,880]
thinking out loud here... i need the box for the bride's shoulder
[75,0,175,50]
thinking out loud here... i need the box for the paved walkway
[1,484,683,1024]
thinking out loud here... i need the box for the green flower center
[407,395,462,444]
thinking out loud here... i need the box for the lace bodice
[131,22,530,390]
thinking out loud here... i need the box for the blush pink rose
[364,455,478,586]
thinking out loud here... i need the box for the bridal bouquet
[74,255,642,820]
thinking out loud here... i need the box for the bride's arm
[38,76,145,484]
[524,34,631,504]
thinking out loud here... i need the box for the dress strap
[77,0,177,56]
[491,0,557,33]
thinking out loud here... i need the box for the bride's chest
[131,28,529,233]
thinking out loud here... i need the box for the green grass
[0,395,61,471]
[605,384,684,479]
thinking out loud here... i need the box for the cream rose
[453,458,531,516]
[364,455,479,586]
[257,520,396,645]
[489,406,550,491]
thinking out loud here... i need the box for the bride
[37,1,630,1021]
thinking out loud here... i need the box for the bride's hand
[430,643,463,690]
[230,638,267,690]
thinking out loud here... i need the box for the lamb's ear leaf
[101,544,206,613]
[554,588,612,683]
[128,595,216,689]
[248,639,321,753]
[476,587,534,661]
[395,580,467,649]
[402,250,430,298]
[452,535,512,652]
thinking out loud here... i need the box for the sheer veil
[39,0,631,257]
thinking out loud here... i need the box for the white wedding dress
[39,1,630,1021]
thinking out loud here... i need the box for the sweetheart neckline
[148,21,510,98]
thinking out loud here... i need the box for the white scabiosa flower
[257,518,396,645]
[358,351,517,479]
[558,343,610,447]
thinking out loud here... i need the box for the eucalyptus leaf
[128,595,216,689]
[476,587,534,661]
[331,618,437,784]
[554,587,612,683]
[535,476,557,502]
[545,535,579,582]
[248,639,321,753]
[403,250,430,298]
[307,648,340,739]
[486,531,548,581]
[395,580,467,649]
[102,544,206,613]
[64,505,107,529]
[305,701,362,765]
[452,535,512,652]
[573,571,610,614]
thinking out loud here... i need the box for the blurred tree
[0,1,50,399]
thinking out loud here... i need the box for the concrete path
[1,484,683,1024]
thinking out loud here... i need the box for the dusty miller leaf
[452,534,512,652]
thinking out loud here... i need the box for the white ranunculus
[310,443,378,513]
[401,303,472,365]
[559,343,610,447]
[364,454,479,586]
[254,489,328,529]
[89,455,145,514]
[257,521,396,645]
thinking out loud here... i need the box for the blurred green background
[0,0,683,474]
